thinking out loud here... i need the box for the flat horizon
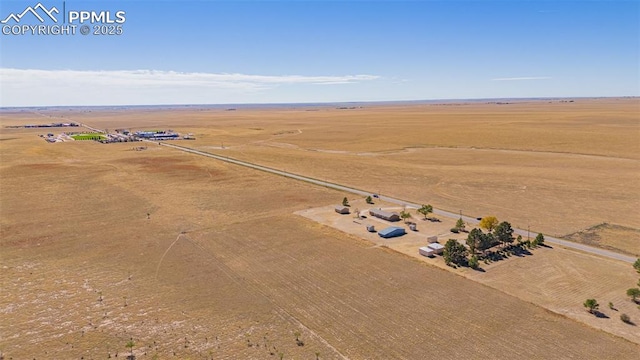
[1,95,637,111]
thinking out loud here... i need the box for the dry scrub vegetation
[1,100,639,358]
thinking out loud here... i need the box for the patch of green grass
[71,133,106,141]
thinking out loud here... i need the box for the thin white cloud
[492,76,551,81]
[0,68,380,106]
[0,68,379,88]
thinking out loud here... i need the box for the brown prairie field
[1,99,639,358]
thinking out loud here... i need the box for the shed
[366,225,376,232]
[369,208,401,222]
[427,236,438,243]
[334,206,350,214]
[419,247,435,257]
[378,226,406,238]
[409,223,417,231]
[427,243,445,254]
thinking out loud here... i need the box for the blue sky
[0,0,638,106]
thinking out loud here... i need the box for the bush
[450,228,459,233]
[627,288,640,302]
[620,313,631,324]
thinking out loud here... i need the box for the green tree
[342,197,349,207]
[626,288,640,302]
[583,299,599,314]
[468,255,479,269]
[479,216,498,232]
[126,340,135,359]
[479,229,497,252]
[494,221,514,247]
[400,210,412,224]
[455,217,465,231]
[417,204,433,219]
[466,228,482,254]
[365,195,373,204]
[443,239,468,267]
[535,233,545,246]
[634,258,640,273]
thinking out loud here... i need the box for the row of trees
[465,220,544,254]
[444,216,545,269]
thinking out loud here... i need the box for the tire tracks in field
[154,230,349,359]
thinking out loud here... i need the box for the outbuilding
[427,242,445,254]
[335,206,350,214]
[427,236,438,243]
[419,246,435,257]
[369,208,401,222]
[366,225,376,232]
[378,226,406,238]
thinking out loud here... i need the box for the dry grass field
[1,99,639,358]
[27,98,638,255]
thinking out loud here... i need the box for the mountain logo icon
[1,2,59,24]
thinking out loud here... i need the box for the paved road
[156,141,636,264]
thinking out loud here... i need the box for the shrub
[450,228,459,233]
[620,313,631,324]
[627,288,640,302]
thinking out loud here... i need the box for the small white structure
[366,225,376,232]
[335,206,350,214]
[427,236,438,243]
[419,246,435,257]
[409,223,417,231]
[427,242,445,255]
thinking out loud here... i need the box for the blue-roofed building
[378,226,406,238]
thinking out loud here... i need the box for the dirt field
[21,98,638,255]
[1,100,639,358]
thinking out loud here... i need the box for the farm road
[153,141,635,264]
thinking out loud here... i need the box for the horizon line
[1,96,637,110]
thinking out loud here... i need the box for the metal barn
[378,226,406,238]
